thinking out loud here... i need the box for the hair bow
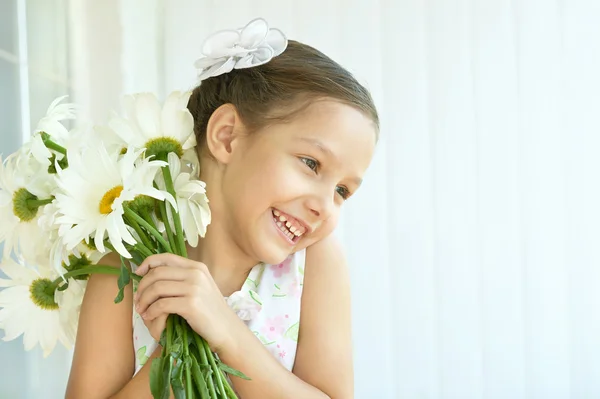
[194,18,288,81]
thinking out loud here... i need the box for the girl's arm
[65,253,174,399]
[219,234,353,399]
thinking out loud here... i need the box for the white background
[1,0,599,398]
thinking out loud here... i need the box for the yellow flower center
[99,185,124,214]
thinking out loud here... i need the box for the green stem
[41,132,67,155]
[141,209,168,253]
[134,243,153,259]
[194,335,217,398]
[166,315,174,354]
[161,165,186,257]
[158,199,177,255]
[140,209,156,230]
[125,212,154,252]
[182,321,194,398]
[220,369,238,399]
[51,264,142,287]
[203,338,226,398]
[27,198,53,207]
[124,206,172,254]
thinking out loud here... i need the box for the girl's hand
[133,253,241,353]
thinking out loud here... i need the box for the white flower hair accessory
[194,17,288,81]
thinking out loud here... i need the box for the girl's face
[216,100,377,265]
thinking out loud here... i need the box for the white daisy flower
[0,257,82,357]
[0,153,54,260]
[54,141,176,258]
[30,95,76,167]
[158,152,211,247]
[37,201,104,273]
[61,124,128,159]
[108,91,196,159]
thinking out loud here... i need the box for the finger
[151,314,169,341]
[135,266,191,300]
[136,253,204,276]
[136,280,194,315]
[142,297,190,322]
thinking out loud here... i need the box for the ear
[205,103,244,164]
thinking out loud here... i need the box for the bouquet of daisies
[0,93,244,398]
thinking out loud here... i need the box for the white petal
[182,133,197,151]
[194,56,227,69]
[201,30,240,58]
[162,109,194,145]
[106,213,132,258]
[30,135,52,166]
[108,116,144,149]
[265,28,288,56]
[168,152,182,177]
[197,57,236,81]
[235,47,273,69]
[179,201,198,247]
[94,220,107,253]
[134,93,162,138]
[239,18,269,49]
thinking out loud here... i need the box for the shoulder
[304,233,348,286]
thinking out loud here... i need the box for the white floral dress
[131,249,306,375]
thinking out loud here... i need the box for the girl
[66,19,378,399]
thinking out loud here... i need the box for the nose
[304,186,335,221]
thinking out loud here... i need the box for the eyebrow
[297,137,363,186]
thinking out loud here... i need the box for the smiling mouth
[272,209,307,243]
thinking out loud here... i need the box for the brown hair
[187,40,379,150]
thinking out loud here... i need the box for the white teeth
[273,210,306,240]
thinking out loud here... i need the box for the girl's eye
[301,157,319,172]
[336,185,350,200]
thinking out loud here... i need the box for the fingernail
[141,312,147,319]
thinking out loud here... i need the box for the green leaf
[175,319,184,338]
[113,288,124,304]
[171,384,185,399]
[190,355,210,399]
[218,361,251,381]
[170,343,182,359]
[131,250,144,267]
[162,355,173,399]
[114,257,131,304]
[119,257,131,286]
[150,357,170,399]
[159,328,167,348]
[170,357,185,399]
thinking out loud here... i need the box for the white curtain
[29,0,600,397]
